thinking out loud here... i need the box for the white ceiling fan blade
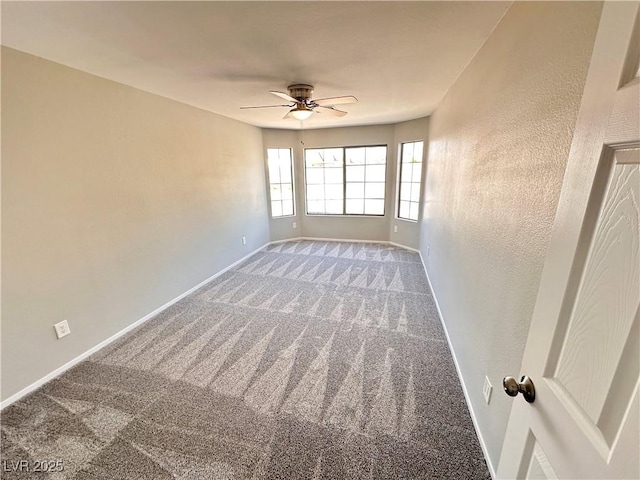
[240,104,292,109]
[283,110,294,119]
[313,95,358,106]
[315,106,348,117]
[271,90,298,103]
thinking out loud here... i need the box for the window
[305,145,387,216]
[305,148,344,215]
[397,141,423,221]
[345,146,387,215]
[267,148,294,217]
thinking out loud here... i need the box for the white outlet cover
[293,222,297,229]
[54,320,71,339]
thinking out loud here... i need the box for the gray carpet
[1,240,490,479]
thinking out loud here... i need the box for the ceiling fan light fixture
[291,108,313,121]
[242,84,357,121]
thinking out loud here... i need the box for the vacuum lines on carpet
[0,240,490,479]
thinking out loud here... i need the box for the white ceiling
[1,1,510,130]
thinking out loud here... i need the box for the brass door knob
[503,375,535,403]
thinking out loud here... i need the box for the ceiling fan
[240,84,357,120]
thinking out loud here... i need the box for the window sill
[395,217,419,224]
[305,213,386,218]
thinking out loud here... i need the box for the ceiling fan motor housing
[288,84,314,103]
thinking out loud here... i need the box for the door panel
[521,434,559,480]
[548,148,639,456]
[552,154,639,405]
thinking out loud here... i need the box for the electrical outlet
[54,320,71,339]
[394,225,398,233]
[427,246,430,257]
[292,222,297,229]
[242,236,247,245]
[483,376,493,404]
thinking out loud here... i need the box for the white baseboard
[1,238,425,410]
[300,236,388,244]
[0,242,269,410]
[269,236,419,253]
[269,237,303,244]
[418,251,496,479]
[389,241,420,253]
[301,237,417,251]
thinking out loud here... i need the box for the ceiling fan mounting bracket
[287,84,314,102]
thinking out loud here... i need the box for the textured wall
[262,129,302,242]
[390,117,430,250]
[300,126,395,242]
[418,2,602,471]
[1,48,270,401]
[264,121,429,248]
[263,125,397,243]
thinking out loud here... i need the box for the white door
[497,2,640,479]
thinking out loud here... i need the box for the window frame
[266,147,296,218]
[396,140,424,222]
[303,144,388,217]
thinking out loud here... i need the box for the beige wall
[419,2,602,471]
[262,129,301,242]
[390,117,429,250]
[1,48,270,401]
[263,125,396,242]
[299,125,396,242]
[264,120,429,248]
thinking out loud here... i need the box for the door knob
[503,375,535,403]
